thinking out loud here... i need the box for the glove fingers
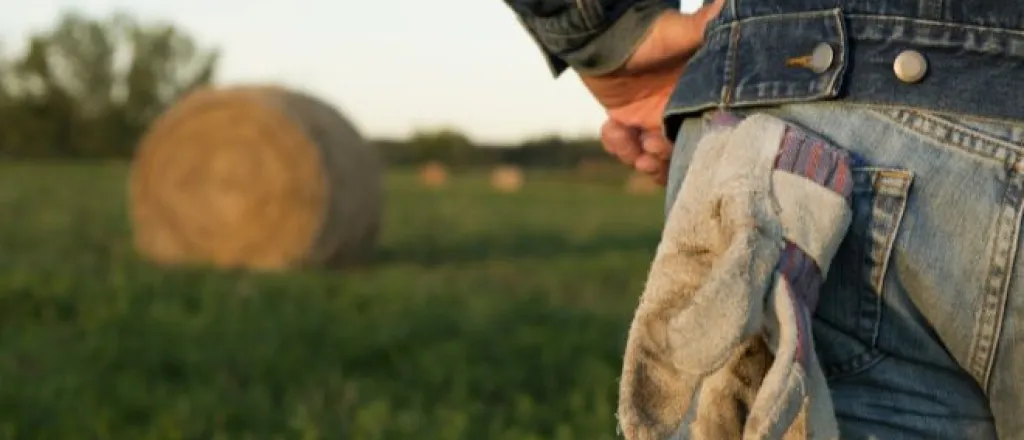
[744,283,807,440]
[618,124,740,439]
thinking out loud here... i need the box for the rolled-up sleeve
[503,0,679,77]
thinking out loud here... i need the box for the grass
[0,162,666,440]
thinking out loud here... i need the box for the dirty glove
[617,112,855,440]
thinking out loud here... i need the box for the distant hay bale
[576,158,613,176]
[490,165,524,193]
[576,158,629,185]
[418,160,448,188]
[624,172,660,195]
[128,84,384,271]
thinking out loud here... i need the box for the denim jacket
[504,0,1024,141]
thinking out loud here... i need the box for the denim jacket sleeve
[503,0,679,77]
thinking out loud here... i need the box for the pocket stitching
[819,167,913,378]
[869,108,1022,167]
[866,169,913,349]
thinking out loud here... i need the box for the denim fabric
[667,103,1024,439]
[664,1,1024,141]
[503,0,1024,137]
[502,0,678,75]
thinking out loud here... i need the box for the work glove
[617,112,855,440]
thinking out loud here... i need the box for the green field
[0,163,667,440]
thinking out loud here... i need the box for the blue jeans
[666,103,1024,439]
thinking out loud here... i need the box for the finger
[602,120,643,165]
[649,159,669,185]
[634,153,663,174]
[641,161,668,186]
[695,0,727,24]
[653,169,668,186]
[601,119,644,165]
[641,130,673,161]
[599,119,621,154]
[645,155,670,186]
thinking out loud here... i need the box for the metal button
[894,50,927,83]
[808,42,835,73]
[785,43,835,73]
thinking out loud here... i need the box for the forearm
[503,0,679,77]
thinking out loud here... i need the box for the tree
[408,128,476,165]
[119,13,217,141]
[0,10,219,157]
[0,39,7,100]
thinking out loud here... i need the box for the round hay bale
[128,84,383,271]
[624,172,660,195]
[418,160,448,188]
[576,158,612,176]
[576,158,626,185]
[490,165,524,193]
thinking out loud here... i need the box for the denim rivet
[894,50,928,83]
[785,43,834,73]
[808,42,834,74]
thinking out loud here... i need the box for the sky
[1,0,704,143]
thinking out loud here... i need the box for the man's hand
[580,0,724,185]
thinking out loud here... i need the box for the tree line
[378,128,613,170]
[0,11,613,169]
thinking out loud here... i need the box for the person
[500,0,1024,438]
